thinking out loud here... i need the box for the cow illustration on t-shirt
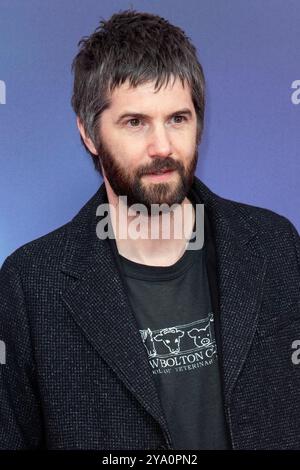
[154,327,185,354]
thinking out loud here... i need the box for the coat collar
[60,176,268,446]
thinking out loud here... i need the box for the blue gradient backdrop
[0,0,299,265]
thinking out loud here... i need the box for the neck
[104,180,195,267]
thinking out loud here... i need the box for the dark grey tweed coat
[0,176,299,450]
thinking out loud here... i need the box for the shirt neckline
[115,191,205,281]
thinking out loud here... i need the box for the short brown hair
[71,9,206,176]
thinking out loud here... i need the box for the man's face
[95,77,199,212]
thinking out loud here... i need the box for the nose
[147,123,172,158]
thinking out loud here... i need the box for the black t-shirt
[109,193,230,450]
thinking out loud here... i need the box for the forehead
[107,77,194,113]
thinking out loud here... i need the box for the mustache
[137,158,182,176]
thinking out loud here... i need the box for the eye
[171,115,187,124]
[126,118,142,128]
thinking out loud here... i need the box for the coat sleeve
[287,219,300,273]
[0,254,44,449]
[286,218,300,321]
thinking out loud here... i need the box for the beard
[95,136,198,215]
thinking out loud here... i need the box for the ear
[76,117,98,155]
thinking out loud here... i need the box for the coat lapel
[191,178,269,405]
[212,214,268,404]
[60,184,173,446]
[60,176,268,439]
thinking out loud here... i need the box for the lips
[148,169,174,175]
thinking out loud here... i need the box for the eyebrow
[115,108,193,124]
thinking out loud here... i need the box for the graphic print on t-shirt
[139,312,217,375]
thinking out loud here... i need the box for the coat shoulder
[221,196,299,269]
[1,188,101,272]
[223,195,298,235]
[1,221,71,273]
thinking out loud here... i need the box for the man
[0,9,299,450]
